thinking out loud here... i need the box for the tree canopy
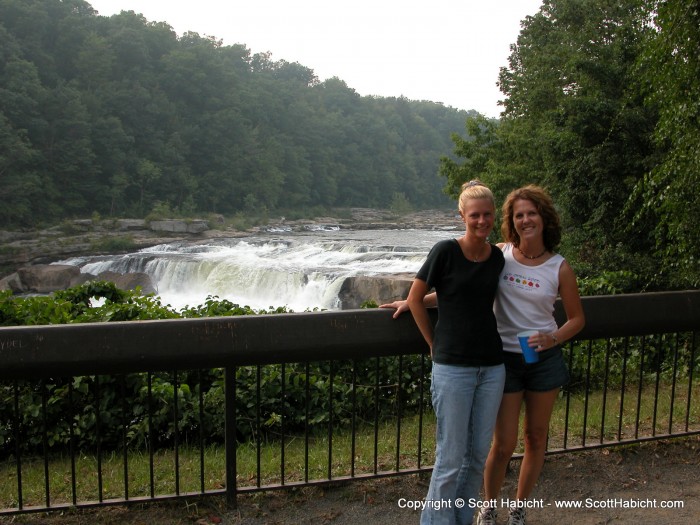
[630,0,700,287]
[0,0,469,226]
[439,0,699,290]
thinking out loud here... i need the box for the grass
[235,411,437,486]
[1,380,698,510]
[547,381,700,449]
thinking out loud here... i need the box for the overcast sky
[87,0,543,117]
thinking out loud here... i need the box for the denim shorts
[502,346,570,393]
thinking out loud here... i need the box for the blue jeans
[421,362,506,525]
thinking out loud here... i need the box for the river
[57,226,460,311]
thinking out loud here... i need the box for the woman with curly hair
[477,185,584,525]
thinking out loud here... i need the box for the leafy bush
[577,270,641,296]
[389,192,413,216]
[0,282,179,326]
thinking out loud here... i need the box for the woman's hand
[379,300,409,318]
[379,292,437,319]
[529,332,559,351]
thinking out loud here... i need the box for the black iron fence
[1,291,699,515]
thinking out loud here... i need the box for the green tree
[439,115,506,199]
[630,0,700,286]
[133,159,162,215]
[497,0,655,246]
[441,0,659,288]
[0,36,45,224]
[0,112,42,224]
[0,0,479,224]
[38,82,98,219]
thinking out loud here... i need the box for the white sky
[87,0,543,118]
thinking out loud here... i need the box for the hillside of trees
[0,0,467,226]
[1,0,698,291]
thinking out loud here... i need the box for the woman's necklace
[463,239,488,262]
[517,246,547,260]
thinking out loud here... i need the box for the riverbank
[0,209,459,277]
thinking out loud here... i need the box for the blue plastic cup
[517,330,540,363]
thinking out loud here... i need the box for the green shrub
[389,192,413,216]
[90,235,137,253]
[577,270,641,296]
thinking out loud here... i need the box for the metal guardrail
[1,290,699,515]
[3,291,699,379]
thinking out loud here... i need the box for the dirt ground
[1,437,698,525]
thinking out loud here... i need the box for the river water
[58,226,460,311]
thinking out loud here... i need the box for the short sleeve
[416,240,450,289]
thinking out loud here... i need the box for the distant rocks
[0,264,156,296]
[14,264,87,293]
[149,219,209,234]
[0,218,220,274]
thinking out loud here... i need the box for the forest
[1,0,698,290]
[0,0,466,224]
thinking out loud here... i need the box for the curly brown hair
[500,185,561,251]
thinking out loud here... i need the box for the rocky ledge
[0,218,218,271]
[1,265,157,296]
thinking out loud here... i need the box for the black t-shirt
[416,239,504,366]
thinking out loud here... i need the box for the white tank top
[495,243,565,354]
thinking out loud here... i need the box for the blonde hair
[458,180,495,213]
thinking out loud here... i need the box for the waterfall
[58,229,453,311]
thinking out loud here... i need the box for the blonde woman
[405,180,506,525]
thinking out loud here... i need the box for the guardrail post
[224,365,237,508]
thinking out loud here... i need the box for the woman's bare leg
[515,389,559,500]
[483,391,523,500]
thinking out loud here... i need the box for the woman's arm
[531,261,585,350]
[379,292,437,318]
[405,279,434,354]
[527,261,586,352]
[552,261,585,345]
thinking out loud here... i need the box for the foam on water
[58,228,455,311]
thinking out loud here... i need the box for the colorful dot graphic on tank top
[502,273,540,290]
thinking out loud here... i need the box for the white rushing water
[58,228,458,311]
